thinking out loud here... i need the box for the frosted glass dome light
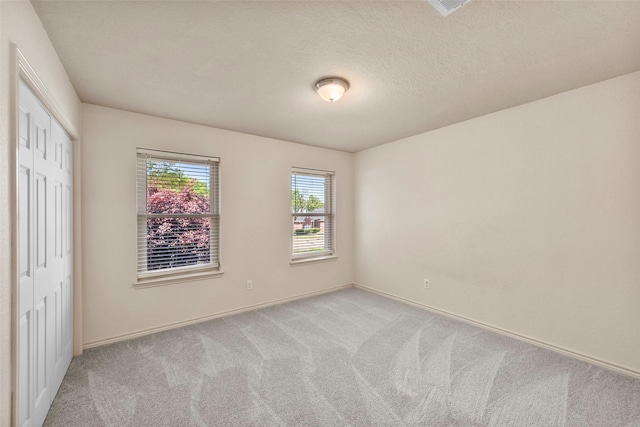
[314,78,350,102]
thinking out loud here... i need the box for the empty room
[1,0,640,425]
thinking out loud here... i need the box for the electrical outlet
[246,280,253,290]
[424,279,431,290]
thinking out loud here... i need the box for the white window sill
[290,255,338,266]
[134,270,224,289]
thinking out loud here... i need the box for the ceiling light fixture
[314,77,350,103]
[428,0,471,17]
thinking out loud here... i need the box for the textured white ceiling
[33,0,640,152]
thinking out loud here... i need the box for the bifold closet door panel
[18,79,73,427]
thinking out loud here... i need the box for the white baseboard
[83,284,352,350]
[353,283,640,380]
[83,282,640,380]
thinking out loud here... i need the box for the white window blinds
[291,168,335,260]
[137,149,220,278]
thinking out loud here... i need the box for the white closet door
[18,79,73,427]
[50,119,73,395]
[18,79,36,427]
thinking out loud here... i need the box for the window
[291,168,335,261]
[137,149,220,280]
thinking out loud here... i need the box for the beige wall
[355,71,640,373]
[0,1,81,424]
[81,104,354,346]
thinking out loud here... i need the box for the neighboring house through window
[137,149,220,280]
[291,168,335,261]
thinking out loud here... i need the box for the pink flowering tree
[146,163,210,270]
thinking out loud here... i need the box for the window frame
[290,167,335,263]
[136,148,221,283]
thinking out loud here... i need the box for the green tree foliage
[291,189,305,212]
[291,190,324,212]
[305,195,323,212]
[147,161,209,197]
